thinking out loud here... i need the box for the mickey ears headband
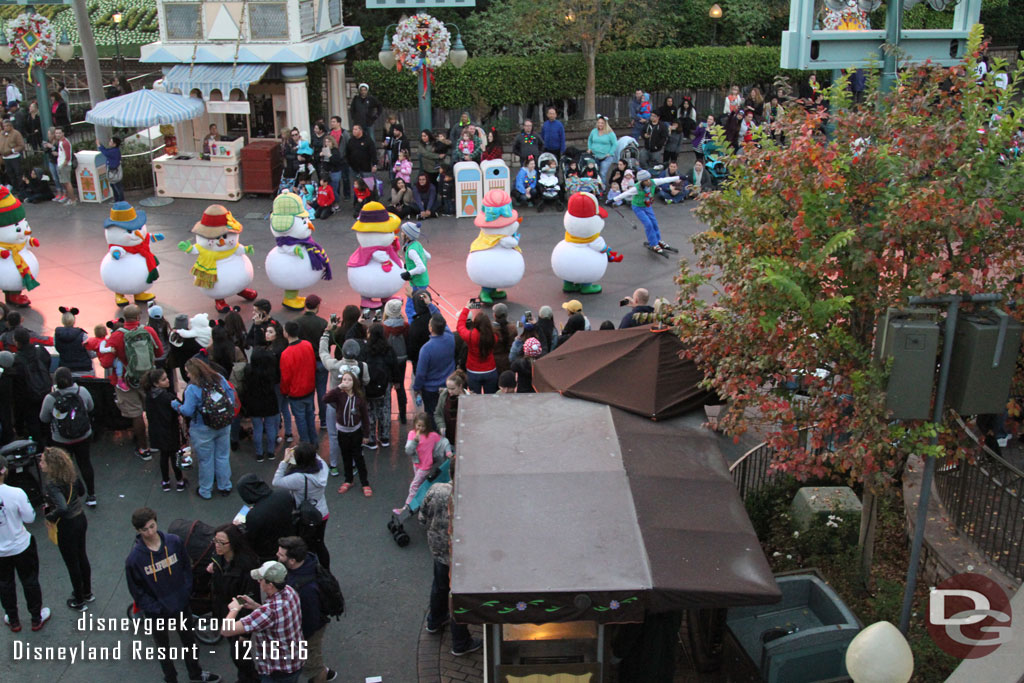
[59,306,80,315]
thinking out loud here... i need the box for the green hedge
[353,46,804,111]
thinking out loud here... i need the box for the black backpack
[199,381,234,429]
[293,562,345,620]
[51,390,91,440]
[293,476,322,532]
[21,346,51,401]
[364,352,390,399]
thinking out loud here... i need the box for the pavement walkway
[4,188,711,683]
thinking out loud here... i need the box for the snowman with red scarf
[550,192,622,295]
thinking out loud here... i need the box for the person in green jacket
[399,221,431,319]
[587,115,618,186]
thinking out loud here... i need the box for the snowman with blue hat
[100,201,165,307]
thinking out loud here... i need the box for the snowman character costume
[551,192,623,295]
[346,201,404,310]
[466,189,524,305]
[0,187,38,307]
[265,191,332,310]
[178,205,258,314]
[100,201,165,307]
[399,221,431,320]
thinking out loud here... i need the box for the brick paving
[416,616,484,683]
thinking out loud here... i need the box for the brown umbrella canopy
[532,326,711,420]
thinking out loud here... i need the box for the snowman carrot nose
[133,230,145,240]
[218,237,226,246]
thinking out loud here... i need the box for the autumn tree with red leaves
[676,29,1024,497]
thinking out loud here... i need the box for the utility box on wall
[877,310,940,420]
[945,312,1023,416]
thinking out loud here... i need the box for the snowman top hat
[104,201,147,231]
[352,201,401,234]
[192,204,242,238]
[0,186,25,227]
[474,189,518,229]
[270,192,308,233]
[566,192,608,221]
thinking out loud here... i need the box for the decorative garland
[5,12,55,82]
[391,13,450,97]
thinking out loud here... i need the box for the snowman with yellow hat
[100,201,165,307]
[346,201,404,309]
[265,191,332,310]
[178,205,258,314]
[466,189,524,305]
[0,186,38,307]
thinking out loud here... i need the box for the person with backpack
[272,442,330,570]
[38,447,92,612]
[364,323,397,449]
[277,536,339,683]
[11,327,51,444]
[381,299,409,424]
[38,367,95,506]
[105,304,163,461]
[142,368,187,492]
[173,358,235,500]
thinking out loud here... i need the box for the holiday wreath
[391,13,450,96]
[5,12,56,81]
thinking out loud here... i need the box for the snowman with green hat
[265,191,332,310]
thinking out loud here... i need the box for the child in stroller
[535,152,563,212]
[615,136,642,172]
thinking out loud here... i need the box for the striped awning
[85,89,206,128]
[161,64,270,100]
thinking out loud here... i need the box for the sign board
[366,0,474,8]
[206,100,251,115]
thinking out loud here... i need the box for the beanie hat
[636,169,652,183]
[523,337,543,358]
[566,191,607,221]
[384,299,403,320]
[0,186,25,226]
[341,339,361,358]
[400,221,421,241]
[0,350,13,369]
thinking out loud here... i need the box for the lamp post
[112,9,123,83]
[378,21,468,133]
[709,3,722,46]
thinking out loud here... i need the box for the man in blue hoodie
[540,107,565,158]
[413,314,455,430]
[125,508,221,683]
[277,536,336,683]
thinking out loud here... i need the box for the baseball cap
[561,300,583,314]
[147,305,163,320]
[305,294,322,310]
[251,561,287,584]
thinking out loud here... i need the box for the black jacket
[286,553,329,637]
[294,312,328,350]
[643,121,670,152]
[349,94,381,130]
[209,552,259,619]
[511,131,542,163]
[146,387,182,452]
[345,134,376,174]
[43,478,85,522]
[619,305,656,329]
[240,351,280,418]
[408,299,433,366]
[237,474,296,561]
[54,325,91,372]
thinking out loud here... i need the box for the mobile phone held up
[468,298,483,310]
[619,298,631,307]
[330,313,338,325]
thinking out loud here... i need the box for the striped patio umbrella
[85,88,205,128]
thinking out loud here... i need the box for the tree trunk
[583,41,597,121]
[72,0,110,142]
[858,487,878,591]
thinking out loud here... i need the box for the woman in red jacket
[457,306,498,394]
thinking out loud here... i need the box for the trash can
[727,573,861,683]
[75,150,112,203]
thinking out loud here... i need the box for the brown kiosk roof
[450,394,780,625]
[531,326,712,420]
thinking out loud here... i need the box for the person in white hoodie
[272,442,331,569]
[0,453,50,632]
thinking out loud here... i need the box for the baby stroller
[387,443,453,548]
[569,153,604,197]
[702,139,728,186]
[0,439,43,506]
[125,519,222,645]
[615,136,642,172]
[535,152,564,212]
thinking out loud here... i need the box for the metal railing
[730,441,778,502]
[935,416,1024,584]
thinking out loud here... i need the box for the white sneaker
[997,435,1010,448]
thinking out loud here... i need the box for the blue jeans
[287,393,317,445]
[632,205,661,246]
[597,156,614,188]
[191,422,232,498]
[251,414,280,457]
[467,368,498,394]
[276,385,292,437]
[325,403,340,467]
[314,362,328,427]
[111,182,125,202]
